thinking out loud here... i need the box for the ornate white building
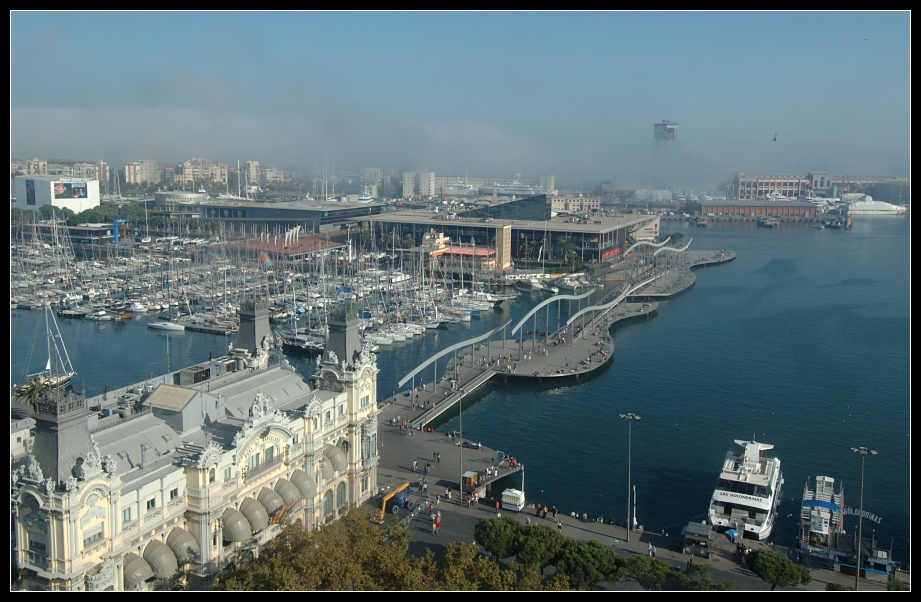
[11,301,380,591]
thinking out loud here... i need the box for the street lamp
[850,446,877,590]
[620,412,640,542]
[459,389,465,507]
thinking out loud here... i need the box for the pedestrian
[557,519,563,531]
[423,482,427,494]
[536,503,542,517]
[648,543,653,557]
[552,506,557,519]
[432,517,437,536]
[436,451,441,463]
[435,520,441,534]
[429,503,434,515]
[496,501,500,514]
[687,557,693,572]
[652,546,657,559]
[412,459,417,472]
[526,516,531,525]
[542,506,548,519]
[436,494,440,505]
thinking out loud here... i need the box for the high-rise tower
[653,120,678,190]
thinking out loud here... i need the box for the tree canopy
[745,548,812,591]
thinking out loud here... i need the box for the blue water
[10,217,910,565]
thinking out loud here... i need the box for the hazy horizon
[11,11,911,189]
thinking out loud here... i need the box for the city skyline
[11,11,911,189]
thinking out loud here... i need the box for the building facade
[12,175,101,214]
[730,172,906,201]
[11,302,380,591]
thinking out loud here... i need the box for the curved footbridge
[379,248,735,434]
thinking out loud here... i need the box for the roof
[148,384,197,412]
[683,521,715,543]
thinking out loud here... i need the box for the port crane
[113,219,129,246]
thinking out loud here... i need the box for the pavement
[366,253,896,591]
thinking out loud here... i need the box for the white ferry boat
[707,438,783,542]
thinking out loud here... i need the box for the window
[169,487,179,500]
[249,454,260,470]
[325,410,332,423]
[336,482,347,507]
[361,476,369,494]
[360,394,369,408]
[83,526,104,548]
[122,507,133,522]
[264,446,275,463]
[146,498,157,512]
[224,467,232,481]
[323,491,334,515]
[209,468,216,483]
[293,433,300,445]
[338,404,345,417]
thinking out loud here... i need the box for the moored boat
[147,320,186,331]
[707,438,783,542]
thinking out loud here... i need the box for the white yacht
[845,195,908,216]
[707,438,783,542]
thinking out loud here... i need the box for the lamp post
[620,412,640,542]
[459,389,465,507]
[850,446,877,590]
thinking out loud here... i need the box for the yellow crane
[370,482,413,524]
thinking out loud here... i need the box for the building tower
[653,120,678,191]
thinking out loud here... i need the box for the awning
[291,469,317,499]
[275,478,302,504]
[240,498,270,532]
[325,445,347,472]
[123,553,155,588]
[143,539,178,579]
[320,458,334,481]
[166,528,200,564]
[683,521,715,543]
[258,487,286,516]
[222,507,253,543]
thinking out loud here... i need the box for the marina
[9,218,910,587]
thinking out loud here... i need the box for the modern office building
[12,175,101,214]
[12,302,380,591]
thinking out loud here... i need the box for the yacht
[707,438,783,542]
[845,195,908,216]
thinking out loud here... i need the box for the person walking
[557,519,563,531]
[431,516,437,536]
[542,506,548,520]
[652,546,657,559]
[648,543,653,557]
[496,501,500,514]
[412,459,417,472]
[434,519,441,535]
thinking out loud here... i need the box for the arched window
[209,468,216,483]
[336,482,347,508]
[323,490,334,516]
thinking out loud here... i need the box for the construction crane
[113,219,129,246]
[370,482,413,524]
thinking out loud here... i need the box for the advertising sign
[54,182,88,199]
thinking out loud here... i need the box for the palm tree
[14,377,51,412]
[554,237,578,268]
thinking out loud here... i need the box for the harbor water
[10,216,910,567]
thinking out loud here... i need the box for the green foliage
[626,554,675,591]
[887,578,910,591]
[515,524,564,569]
[667,561,734,591]
[745,548,812,591]
[826,582,856,591]
[474,516,523,560]
[553,540,625,590]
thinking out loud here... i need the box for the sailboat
[17,303,77,391]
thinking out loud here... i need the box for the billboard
[54,181,88,199]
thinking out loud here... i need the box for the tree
[474,516,522,560]
[667,561,734,591]
[13,378,51,412]
[552,539,625,590]
[667,232,684,246]
[515,524,564,569]
[745,548,811,591]
[625,554,675,591]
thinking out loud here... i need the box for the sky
[10,11,911,190]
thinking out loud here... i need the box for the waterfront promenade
[368,247,900,590]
